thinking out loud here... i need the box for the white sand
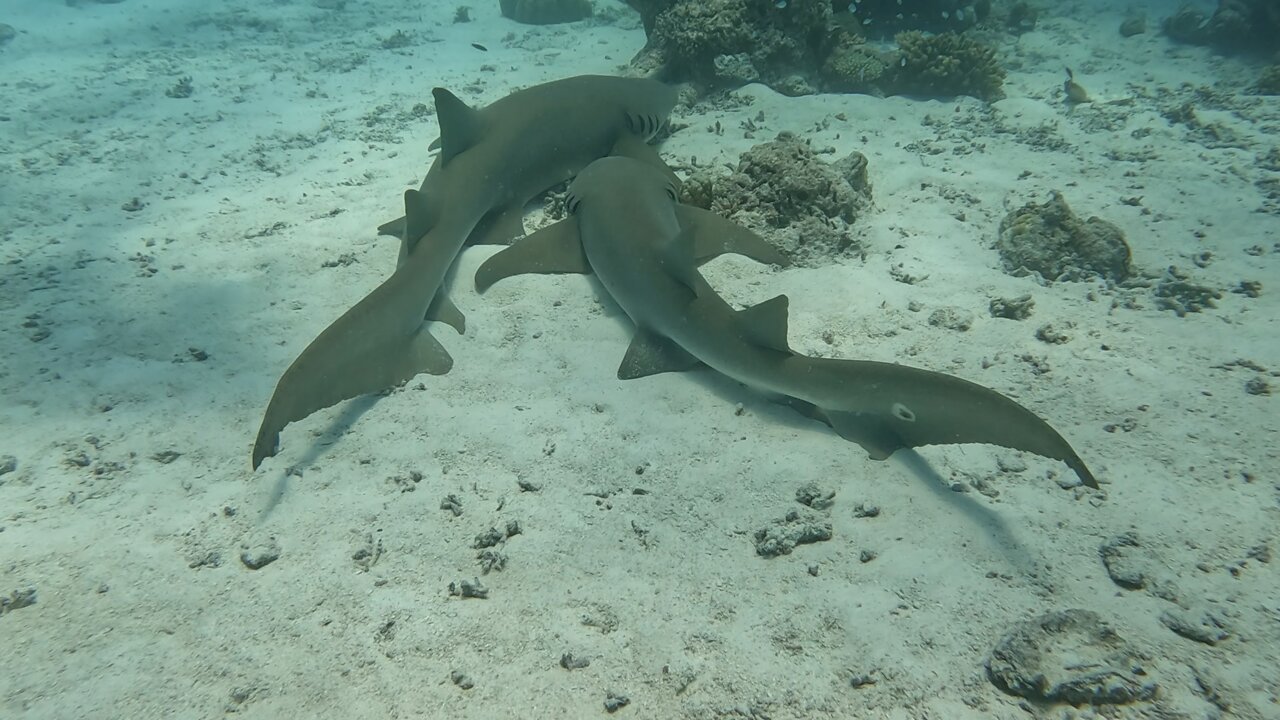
[1,1,1277,718]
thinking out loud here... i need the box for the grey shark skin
[476,156,1098,488]
[252,76,678,470]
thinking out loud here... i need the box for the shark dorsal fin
[618,327,703,379]
[737,294,792,353]
[402,189,437,257]
[432,88,484,165]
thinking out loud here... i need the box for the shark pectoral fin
[674,205,790,268]
[425,292,465,334]
[467,204,527,246]
[618,327,703,379]
[377,216,407,239]
[657,227,707,295]
[736,294,792,353]
[474,217,588,292]
[432,87,485,165]
[609,133,681,190]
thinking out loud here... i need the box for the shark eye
[664,184,677,201]
[566,192,580,214]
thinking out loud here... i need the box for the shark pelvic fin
[425,292,465,334]
[736,294,792,353]
[674,205,790,268]
[618,327,703,379]
[814,408,903,461]
[658,226,705,295]
[432,87,484,165]
[377,215,407,240]
[468,204,528,246]
[474,217,589,293]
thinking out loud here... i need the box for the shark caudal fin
[786,361,1098,489]
[252,187,461,471]
[251,309,453,470]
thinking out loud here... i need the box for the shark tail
[785,359,1098,489]
[252,298,453,470]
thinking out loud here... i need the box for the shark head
[567,155,679,215]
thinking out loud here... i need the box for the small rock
[1244,376,1270,396]
[0,587,37,615]
[990,294,1035,320]
[560,653,590,670]
[473,527,504,549]
[450,670,474,690]
[1119,16,1145,37]
[754,510,832,557]
[928,306,974,331]
[796,483,835,510]
[440,494,463,516]
[448,578,488,599]
[1160,606,1230,645]
[604,691,630,713]
[240,539,282,570]
[1099,533,1146,590]
[987,609,1157,705]
[1035,323,1072,344]
[852,503,880,518]
[0,455,17,476]
[477,549,506,574]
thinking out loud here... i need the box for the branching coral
[886,31,1006,101]
[683,132,871,265]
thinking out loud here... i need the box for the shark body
[252,76,677,470]
[476,156,1098,488]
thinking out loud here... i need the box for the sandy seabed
[1,1,1277,718]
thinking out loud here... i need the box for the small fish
[1064,67,1091,104]
[471,42,488,51]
